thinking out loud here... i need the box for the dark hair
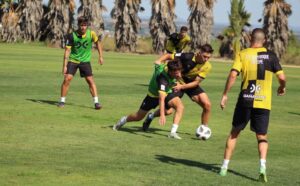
[167,60,182,71]
[180,26,188,32]
[251,28,266,42]
[199,44,214,53]
[78,16,89,25]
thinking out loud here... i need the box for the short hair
[180,26,188,33]
[78,16,89,25]
[167,60,182,71]
[199,44,214,53]
[251,28,266,43]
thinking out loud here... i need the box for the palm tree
[0,1,19,42]
[263,0,292,59]
[17,0,43,42]
[149,0,176,54]
[78,0,106,38]
[228,0,251,56]
[187,0,214,50]
[111,0,141,52]
[41,0,75,47]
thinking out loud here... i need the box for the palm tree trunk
[1,4,20,42]
[111,0,141,52]
[187,0,214,50]
[41,0,75,47]
[17,0,43,42]
[263,0,292,59]
[149,0,176,54]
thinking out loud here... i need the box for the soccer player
[113,60,184,139]
[58,16,104,110]
[219,28,286,182]
[142,44,214,133]
[165,26,191,54]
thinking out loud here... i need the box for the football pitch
[0,43,299,185]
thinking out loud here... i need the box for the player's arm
[62,47,71,75]
[220,70,238,110]
[92,31,104,65]
[174,76,202,92]
[158,91,167,126]
[276,72,286,96]
[155,53,172,65]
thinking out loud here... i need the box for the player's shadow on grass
[155,155,257,182]
[26,99,58,105]
[135,83,149,87]
[113,126,169,138]
[26,99,91,109]
[288,112,300,116]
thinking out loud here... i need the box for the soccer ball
[195,125,212,140]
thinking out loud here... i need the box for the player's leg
[142,91,183,131]
[220,106,250,176]
[114,95,158,131]
[251,109,270,182]
[257,134,268,182]
[113,109,149,131]
[166,96,184,139]
[191,92,211,126]
[80,62,101,109]
[59,62,77,107]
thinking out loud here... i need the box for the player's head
[195,44,214,63]
[179,26,188,39]
[251,28,266,45]
[77,16,89,34]
[167,60,182,79]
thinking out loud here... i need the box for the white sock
[60,97,66,103]
[93,97,99,103]
[221,159,230,169]
[171,124,179,133]
[260,159,266,169]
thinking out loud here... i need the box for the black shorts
[184,86,205,98]
[167,86,205,99]
[232,106,270,134]
[139,94,179,111]
[66,62,93,77]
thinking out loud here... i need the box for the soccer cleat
[258,167,268,183]
[94,103,102,110]
[168,132,182,139]
[142,112,153,131]
[113,116,127,131]
[219,167,228,176]
[57,102,65,108]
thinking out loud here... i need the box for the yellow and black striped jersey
[171,53,211,83]
[232,47,284,110]
[166,33,191,54]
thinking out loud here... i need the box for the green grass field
[0,43,299,186]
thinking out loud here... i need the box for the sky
[43,0,300,29]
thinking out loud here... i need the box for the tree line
[0,0,292,59]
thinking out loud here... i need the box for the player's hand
[173,83,182,92]
[62,66,67,75]
[159,115,166,126]
[277,86,286,96]
[220,95,228,110]
[98,57,104,65]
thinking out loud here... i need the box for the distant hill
[103,16,300,40]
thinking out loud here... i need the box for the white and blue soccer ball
[195,125,212,140]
